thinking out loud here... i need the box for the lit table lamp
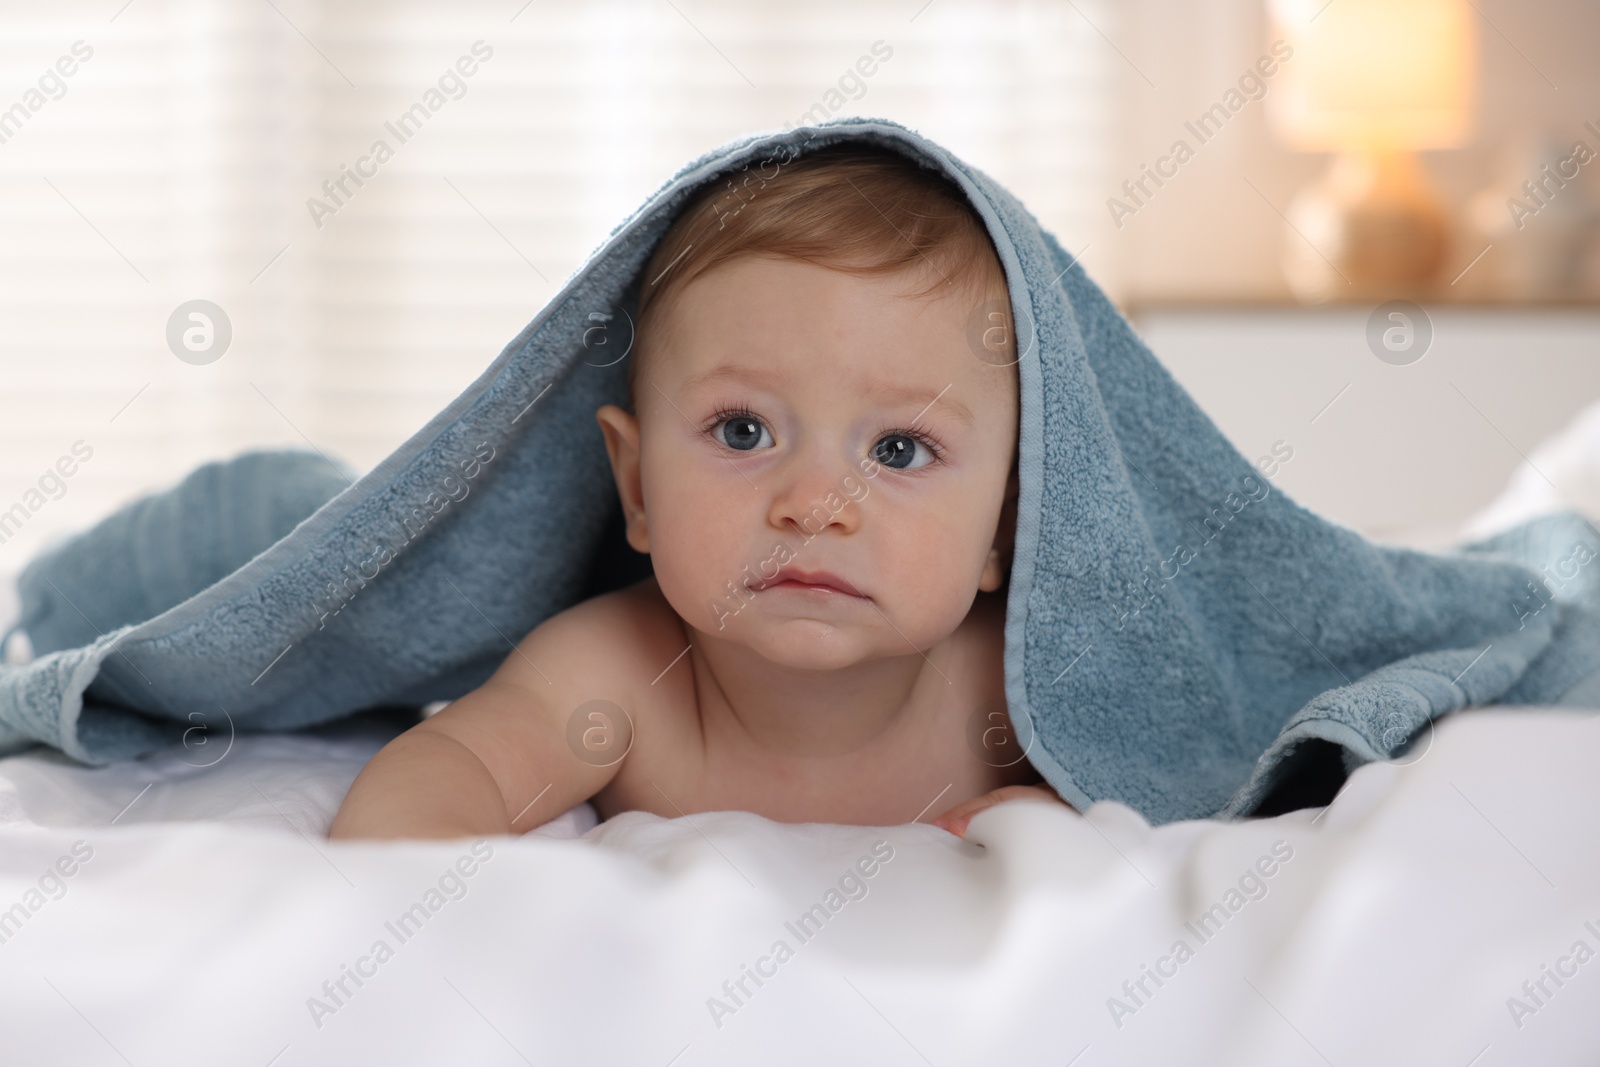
[1267,0,1477,302]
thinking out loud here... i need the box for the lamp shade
[1269,0,1477,151]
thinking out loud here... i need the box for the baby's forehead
[681,360,983,422]
[624,252,1011,419]
[652,257,1013,377]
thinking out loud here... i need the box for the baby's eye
[871,433,934,470]
[717,414,773,451]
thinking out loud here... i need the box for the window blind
[0,0,1115,569]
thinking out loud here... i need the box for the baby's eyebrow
[680,364,974,425]
[866,381,973,425]
[678,364,775,394]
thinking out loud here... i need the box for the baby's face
[598,254,1018,672]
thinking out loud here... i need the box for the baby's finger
[929,796,996,838]
[931,785,1061,839]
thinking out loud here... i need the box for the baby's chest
[594,703,1031,827]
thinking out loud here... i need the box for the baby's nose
[767,458,862,537]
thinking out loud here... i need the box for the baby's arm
[328,596,637,841]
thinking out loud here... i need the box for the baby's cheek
[646,486,752,622]
[872,519,984,631]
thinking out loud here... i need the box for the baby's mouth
[764,567,867,599]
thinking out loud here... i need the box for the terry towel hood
[6,117,1600,825]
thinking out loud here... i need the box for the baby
[329,143,1067,843]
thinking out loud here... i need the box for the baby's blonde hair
[628,142,1008,405]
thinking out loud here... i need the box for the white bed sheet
[0,708,599,840]
[0,706,1597,1066]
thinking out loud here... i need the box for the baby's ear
[595,404,649,553]
[979,461,1019,593]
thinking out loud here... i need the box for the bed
[5,402,1600,1067]
[5,125,1600,1062]
[0,699,1595,1065]
[6,414,1600,1066]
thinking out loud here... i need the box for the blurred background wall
[1111,0,1600,302]
[0,0,1595,569]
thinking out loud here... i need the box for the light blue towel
[5,118,1599,824]
[10,450,356,658]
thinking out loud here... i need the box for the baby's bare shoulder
[537,580,704,815]
[403,579,687,833]
[526,577,686,689]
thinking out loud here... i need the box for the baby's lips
[768,565,866,598]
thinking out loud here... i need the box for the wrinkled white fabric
[0,707,1595,1065]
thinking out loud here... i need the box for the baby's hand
[930,785,1068,839]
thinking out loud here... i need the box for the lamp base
[1282,151,1450,303]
